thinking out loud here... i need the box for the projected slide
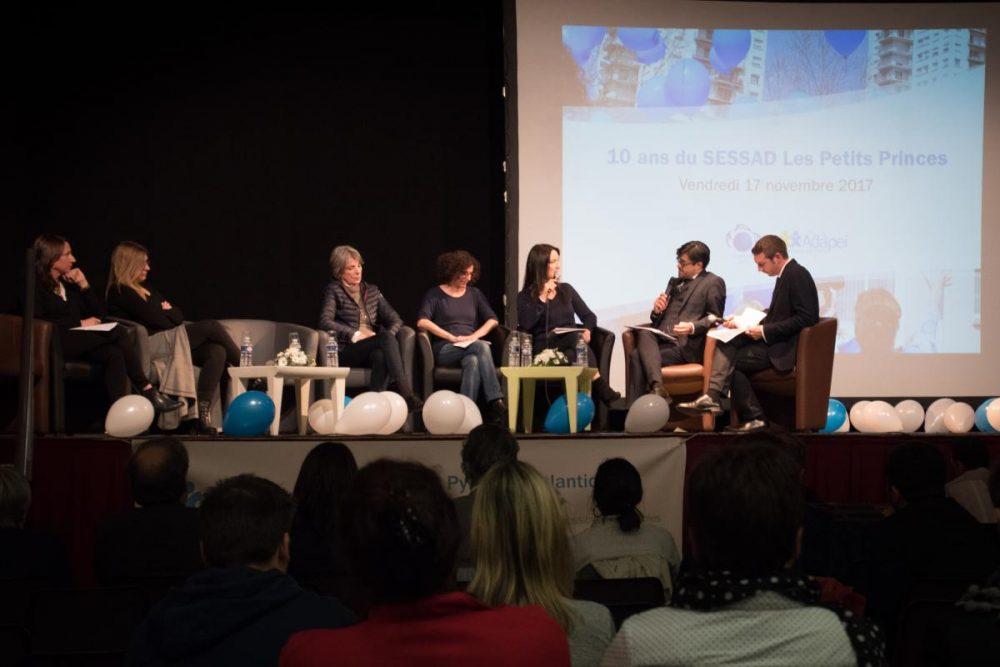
[560,27,985,359]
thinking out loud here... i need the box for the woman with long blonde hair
[469,461,614,666]
[108,241,238,433]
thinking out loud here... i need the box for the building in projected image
[866,29,987,90]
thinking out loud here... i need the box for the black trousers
[60,326,149,401]
[339,329,414,396]
[627,330,694,402]
[185,320,240,404]
[709,337,772,422]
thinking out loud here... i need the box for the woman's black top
[32,278,106,333]
[417,286,497,349]
[318,281,403,346]
[516,282,597,349]
[108,285,185,334]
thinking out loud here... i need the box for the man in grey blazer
[627,241,726,404]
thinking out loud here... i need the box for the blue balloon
[709,47,732,74]
[634,41,666,65]
[223,390,276,436]
[974,398,997,433]
[618,27,660,52]
[344,395,352,409]
[712,30,751,70]
[820,399,848,433]
[543,393,596,434]
[824,30,866,58]
[664,59,711,107]
[562,26,607,66]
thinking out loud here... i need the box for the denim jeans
[436,340,502,403]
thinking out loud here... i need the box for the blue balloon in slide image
[562,26,607,66]
[636,75,670,107]
[975,399,997,433]
[820,399,848,433]
[709,47,732,74]
[223,391,276,436]
[543,393,596,433]
[664,59,711,107]
[824,30,866,58]
[712,30,752,70]
[617,27,661,52]
[634,41,666,65]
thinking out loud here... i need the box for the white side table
[228,365,351,435]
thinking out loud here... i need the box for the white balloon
[624,394,671,433]
[861,401,902,433]
[924,398,955,434]
[308,399,337,435]
[456,395,483,435]
[894,400,925,433]
[848,401,870,432]
[987,399,1000,432]
[835,415,851,433]
[422,390,466,435]
[943,402,975,433]
[377,392,409,435]
[336,391,391,435]
[105,395,155,437]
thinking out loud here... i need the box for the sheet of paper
[626,325,678,344]
[452,339,491,349]
[552,327,587,335]
[707,308,767,342]
[71,322,119,332]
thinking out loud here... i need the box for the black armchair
[416,325,509,400]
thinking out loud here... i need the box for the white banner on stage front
[165,436,688,549]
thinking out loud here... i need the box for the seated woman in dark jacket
[516,243,620,406]
[416,250,506,423]
[29,234,181,415]
[107,241,239,433]
[319,245,420,410]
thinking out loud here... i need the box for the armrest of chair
[795,317,838,428]
[106,317,152,373]
[487,325,509,367]
[416,330,435,399]
[591,326,615,377]
[396,326,416,391]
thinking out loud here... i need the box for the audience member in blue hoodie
[129,474,355,666]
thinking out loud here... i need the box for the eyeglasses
[676,258,695,267]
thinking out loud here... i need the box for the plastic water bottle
[240,331,253,367]
[508,333,521,367]
[521,335,532,367]
[574,334,588,367]
[288,332,301,350]
[325,332,339,367]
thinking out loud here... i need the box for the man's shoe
[725,419,768,433]
[142,388,183,413]
[676,394,722,415]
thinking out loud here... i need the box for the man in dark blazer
[679,234,819,430]
[627,240,726,404]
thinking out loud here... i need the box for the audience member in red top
[280,459,570,667]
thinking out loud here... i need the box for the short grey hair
[0,466,31,528]
[329,245,363,278]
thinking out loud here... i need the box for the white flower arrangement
[275,346,315,367]
[532,348,569,367]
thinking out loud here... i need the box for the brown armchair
[621,329,716,432]
[0,315,54,433]
[740,317,838,431]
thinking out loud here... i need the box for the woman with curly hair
[416,250,505,423]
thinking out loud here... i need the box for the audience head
[676,240,710,270]
[33,233,71,290]
[128,437,190,507]
[885,441,946,505]
[341,459,458,605]
[435,249,480,286]
[108,241,151,298]
[329,245,363,280]
[0,466,31,528]
[522,243,560,296]
[593,458,644,533]
[733,429,807,472]
[470,460,576,630]
[687,440,804,575]
[460,424,519,489]
[952,439,990,474]
[199,474,294,570]
[292,442,357,537]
